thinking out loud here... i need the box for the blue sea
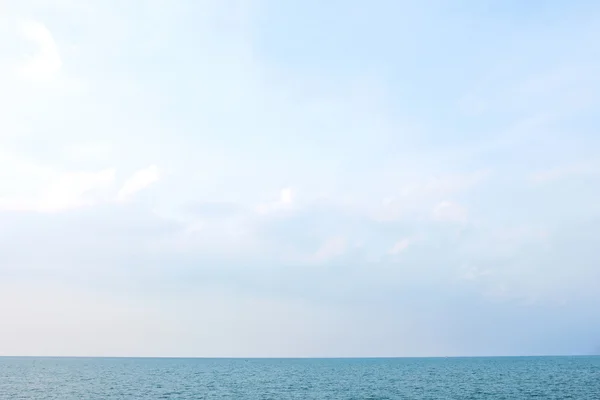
[1,356,599,399]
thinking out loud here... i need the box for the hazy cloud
[1,0,599,357]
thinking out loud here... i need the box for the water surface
[1,356,598,399]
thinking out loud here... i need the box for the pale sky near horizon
[1,0,599,357]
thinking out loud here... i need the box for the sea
[0,356,599,399]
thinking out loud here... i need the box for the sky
[0,0,599,358]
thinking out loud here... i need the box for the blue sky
[0,0,599,357]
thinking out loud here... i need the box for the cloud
[530,161,600,183]
[312,236,347,263]
[16,19,62,83]
[1,0,600,357]
[183,201,247,219]
[0,164,116,213]
[256,187,295,214]
[117,165,160,203]
[280,187,293,205]
[432,201,468,224]
[376,171,488,222]
[388,237,412,255]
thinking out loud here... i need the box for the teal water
[0,356,598,399]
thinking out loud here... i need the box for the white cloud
[312,236,346,263]
[388,233,425,256]
[388,238,411,255]
[62,142,113,163]
[16,19,62,83]
[40,168,116,211]
[174,215,262,259]
[0,165,116,213]
[0,0,599,358]
[432,201,468,223]
[376,171,487,221]
[117,165,160,203]
[256,187,295,214]
[280,187,293,204]
[460,264,491,281]
[530,161,599,183]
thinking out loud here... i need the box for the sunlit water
[1,356,599,399]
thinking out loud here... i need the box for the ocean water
[0,356,599,399]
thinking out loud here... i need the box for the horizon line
[1,354,597,360]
